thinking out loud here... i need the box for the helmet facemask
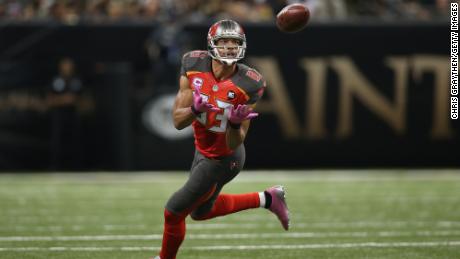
[207,20,246,66]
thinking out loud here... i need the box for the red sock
[159,209,185,259]
[194,193,260,220]
[159,186,217,259]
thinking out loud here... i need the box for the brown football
[276,4,310,33]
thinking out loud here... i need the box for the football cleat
[150,256,160,259]
[265,185,290,230]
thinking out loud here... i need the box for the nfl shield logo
[227,90,235,100]
[230,161,238,170]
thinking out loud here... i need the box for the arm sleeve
[247,80,266,104]
[179,52,190,76]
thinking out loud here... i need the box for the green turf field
[1,170,460,259]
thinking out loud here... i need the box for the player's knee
[190,211,206,221]
[164,208,184,224]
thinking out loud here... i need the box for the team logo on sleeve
[227,90,236,100]
[246,70,261,82]
[189,51,207,58]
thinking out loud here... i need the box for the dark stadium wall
[0,22,457,171]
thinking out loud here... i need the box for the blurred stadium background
[0,0,459,258]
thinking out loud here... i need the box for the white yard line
[1,170,460,184]
[3,221,460,232]
[1,230,460,242]
[1,241,460,252]
[187,221,460,230]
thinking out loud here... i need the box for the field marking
[180,221,460,230]
[1,170,460,185]
[2,230,460,242]
[1,241,460,252]
[3,221,460,232]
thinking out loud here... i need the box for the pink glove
[228,104,259,125]
[191,87,220,115]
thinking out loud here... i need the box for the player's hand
[191,87,220,114]
[228,104,258,125]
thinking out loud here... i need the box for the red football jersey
[180,51,266,158]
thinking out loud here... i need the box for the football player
[153,20,289,259]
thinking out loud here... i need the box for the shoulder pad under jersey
[180,50,211,76]
[233,63,266,104]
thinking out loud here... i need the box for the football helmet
[207,20,246,66]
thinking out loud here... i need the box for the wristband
[190,105,202,116]
[228,121,241,129]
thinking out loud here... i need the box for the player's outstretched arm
[226,104,258,150]
[172,76,196,130]
[226,120,251,150]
